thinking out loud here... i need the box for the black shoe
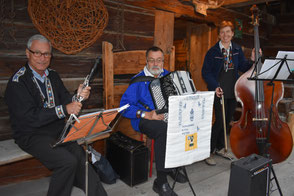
[167,169,187,183]
[153,179,178,196]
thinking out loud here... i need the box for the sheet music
[276,51,294,79]
[258,59,278,79]
[57,104,129,144]
[259,51,294,80]
[63,110,118,143]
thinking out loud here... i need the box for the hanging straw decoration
[28,0,108,54]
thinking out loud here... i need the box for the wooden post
[187,23,218,91]
[102,41,114,109]
[154,10,174,54]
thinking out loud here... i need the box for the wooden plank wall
[0,1,273,141]
[0,0,155,141]
[0,0,155,85]
[187,23,218,91]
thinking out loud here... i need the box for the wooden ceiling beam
[122,0,252,24]
[120,0,269,38]
[122,0,234,23]
[223,0,279,8]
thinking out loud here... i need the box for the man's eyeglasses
[147,58,164,64]
[28,49,52,58]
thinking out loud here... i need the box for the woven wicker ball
[28,0,108,54]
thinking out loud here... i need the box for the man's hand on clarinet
[77,84,91,101]
[144,110,164,121]
[66,102,82,115]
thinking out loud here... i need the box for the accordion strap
[129,76,155,85]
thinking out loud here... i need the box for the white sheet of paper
[259,51,294,80]
[275,51,294,80]
[165,91,214,168]
[258,59,278,79]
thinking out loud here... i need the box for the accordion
[149,71,196,121]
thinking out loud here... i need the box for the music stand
[53,104,129,196]
[248,52,294,196]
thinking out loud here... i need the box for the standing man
[120,46,187,196]
[5,34,107,196]
[202,21,256,166]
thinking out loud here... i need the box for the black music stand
[171,166,196,196]
[53,106,126,196]
[248,53,294,196]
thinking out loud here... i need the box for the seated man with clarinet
[5,34,107,196]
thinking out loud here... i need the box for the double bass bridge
[252,117,268,122]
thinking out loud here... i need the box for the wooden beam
[122,0,253,24]
[154,10,175,54]
[223,0,279,8]
[102,41,114,109]
[187,23,218,91]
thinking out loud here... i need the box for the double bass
[230,5,293,164]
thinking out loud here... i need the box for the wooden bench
[0,139,32,166]
[0,139,51,186]
[0,136,109,186]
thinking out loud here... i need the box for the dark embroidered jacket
[5,63,72,140]
[201,41,253,91]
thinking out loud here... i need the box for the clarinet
[53,58,100,147]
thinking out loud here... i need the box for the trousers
[16,135,107,196]
[139,119,169,172]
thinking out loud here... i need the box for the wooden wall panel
[154,10,174,54]
[0,0,155,143]
[113,50,147,75]
[0,0,155,80]
[174,39,188,71]
[188,24,218,91]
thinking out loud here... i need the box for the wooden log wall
[0,0,155,141]
[0,0,280,141]
[0,0,155,79]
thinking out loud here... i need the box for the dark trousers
[139,119,169,172]
[210,97,237,153]
[16,135,107,196]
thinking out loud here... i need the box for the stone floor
[1,147,294,196]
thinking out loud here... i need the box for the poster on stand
[165,92,214,168]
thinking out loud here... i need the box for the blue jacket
[120,69,169,131]
[202,41,253,91]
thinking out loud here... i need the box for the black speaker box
[106,131,149,187]
[228,153,271,196]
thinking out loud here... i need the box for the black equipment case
[106,131,149,187]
